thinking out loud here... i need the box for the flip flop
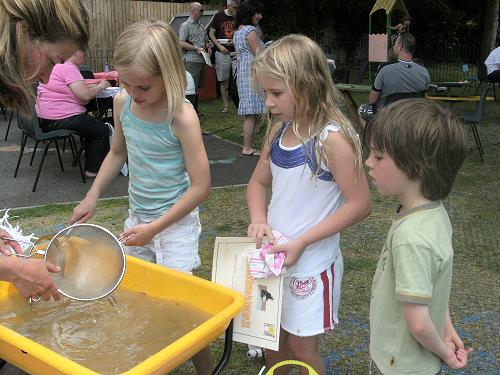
[222,107,228,113]
[241,149,261,157]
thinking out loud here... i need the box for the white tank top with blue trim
[267,122,344,276]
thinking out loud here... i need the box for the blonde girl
[247,34,371,374]
[0,0,89,115]
[70,21,211,373]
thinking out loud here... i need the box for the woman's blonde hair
[252,34,363,176]
[0,0,89,114]
[113,20,186,120]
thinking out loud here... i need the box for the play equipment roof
[369,0,409,16]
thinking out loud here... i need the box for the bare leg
[192,347,213,375]
[220,79,229,110]
[288,334,326,375]
[242,115,260,154]
[265,328,292,375]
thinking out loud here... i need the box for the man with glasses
[209,0,240,113]
[358,33,430,126]
[179,2,213,93]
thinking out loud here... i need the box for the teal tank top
[120,95,190,219]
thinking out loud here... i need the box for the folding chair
[14,105,86,192]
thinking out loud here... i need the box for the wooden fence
[82,0,217,72]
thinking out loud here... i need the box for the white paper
[200,50,212,67]
[212,237,283,351]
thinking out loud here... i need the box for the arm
[368,90,380,104]
[179,40,204,54]
[248,30,263,56]
[270,132,372,266]
[69,80,111,103]
[209,27,229,55]
[0,256,60,301]
[443,308,473,357]
[120,102,211,246]
[69,90,129,224]
[404,304,471,369]
[247,148,274,247]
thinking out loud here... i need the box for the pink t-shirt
[35,62,87,120]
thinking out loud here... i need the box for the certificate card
[211,237,283,351]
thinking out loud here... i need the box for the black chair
[14,105,86,192]
[384,91,426,107]
[461,86,489,162]
[79,64,95,79]
[4,110,14,141]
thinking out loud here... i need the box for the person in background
[247,35,371,374]
[209,0,240,113]
[36,50,111,178]
[390,14,411,43]
[0,0,89,301]
[69,20,212,375]
[234,0,265,156]
[484,46,500,82]
[365,99,473,374]
[179,2,213,93]
[358,33,430,126]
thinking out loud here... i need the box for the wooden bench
[425,95,495,102]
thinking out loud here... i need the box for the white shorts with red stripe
[281,253,343,337]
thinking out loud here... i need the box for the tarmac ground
[0,109,258,209]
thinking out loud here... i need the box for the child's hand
[247,223,274,248]
[444,346,473,369]
[69,197,97,224]
[120,223,155,246]
[268,238,306,267]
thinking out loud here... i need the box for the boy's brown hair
[364,99,467,201]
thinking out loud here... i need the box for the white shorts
[215,51,231,82]
[281,253,343,337]
[123,209,201,272]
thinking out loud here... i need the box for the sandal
[241,149,261,157]
[222,107,228,113]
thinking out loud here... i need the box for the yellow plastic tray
[0,255,244,374]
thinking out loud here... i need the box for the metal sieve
[3,224,127,302]
[43,223,127,301]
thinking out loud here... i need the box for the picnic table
[335,84,372,128]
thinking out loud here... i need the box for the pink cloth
[248,230,288,279]
[93,71,119,82]
[36,62,87,120]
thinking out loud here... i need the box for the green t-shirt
[370,201,453,375]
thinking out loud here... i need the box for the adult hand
[69,196,97,224]
[268,237,306,267]
[100,80,112,90]
[119,223,155,247]
[12,259,61,301]
[247,223,274,248]
[219,45,229,54]
[0,229,22,255]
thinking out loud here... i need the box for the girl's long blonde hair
[113,20,186,119]
[0,0,89,114]
[252,34,363,175]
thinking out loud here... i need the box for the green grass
[6,97,500,374]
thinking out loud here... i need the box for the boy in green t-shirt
[364,99,473,375]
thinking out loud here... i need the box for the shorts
[184,61,205,89]
[123,209,201,272]
[281,253,343,337]
[215,51,231,82]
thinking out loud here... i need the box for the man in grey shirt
[359,33,430,126]
[179,2,212,90]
